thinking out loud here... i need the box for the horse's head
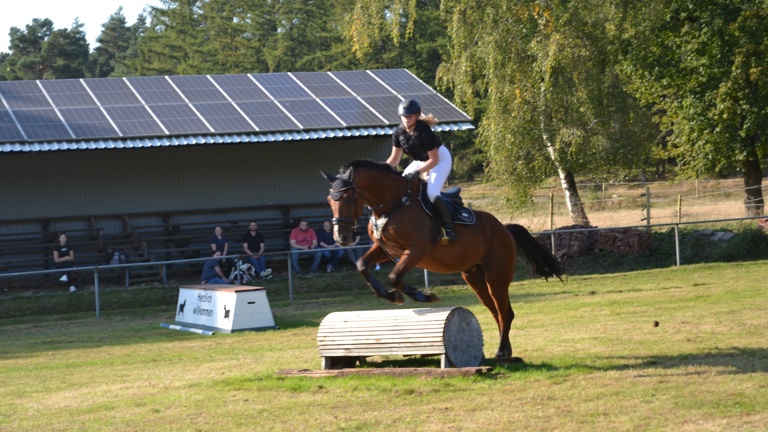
[323,160,409,244]
[322,166,363,246]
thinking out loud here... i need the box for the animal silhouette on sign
[323,160,565,359]
[177,299,187,317]
[223,304,230,319]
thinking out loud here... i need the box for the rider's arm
[417,148,440,174]
[385,147,403,167]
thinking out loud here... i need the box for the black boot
[433,196,457,243]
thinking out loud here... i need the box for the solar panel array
[0,69,471,143]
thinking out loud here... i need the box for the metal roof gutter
[0,123,475,153]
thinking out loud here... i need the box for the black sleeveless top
[54,243,73,258]
[392,120,441,161]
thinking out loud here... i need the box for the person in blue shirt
[317,219,343,273]
[200,252,228,284]
[209,226,229,256]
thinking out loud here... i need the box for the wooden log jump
[317,307,484,369]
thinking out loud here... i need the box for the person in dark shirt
[200,252,228,284]
[209,225,229,257]
[52,232,77,292]
[317,220,343,273]
[241,221,272,279]
[385,99,457,242]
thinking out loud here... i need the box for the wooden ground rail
[317,307,484,369]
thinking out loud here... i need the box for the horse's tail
[506,224,565,282]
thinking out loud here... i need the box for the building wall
[0,137,389,233]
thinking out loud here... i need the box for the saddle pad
[418,183,476,225]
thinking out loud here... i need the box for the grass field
[1,260,767,431]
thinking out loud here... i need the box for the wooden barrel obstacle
[317,307,484,369]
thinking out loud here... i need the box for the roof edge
[0,123,475,153]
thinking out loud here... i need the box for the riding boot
[433,196,457,244]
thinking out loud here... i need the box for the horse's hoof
[424,290,440,303]
[493,356,524,364]
[386,290,405,305]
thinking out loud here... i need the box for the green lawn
[1,261,767,431]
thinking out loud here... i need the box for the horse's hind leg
[462,266,514,358]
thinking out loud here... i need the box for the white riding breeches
[402,145,452,202]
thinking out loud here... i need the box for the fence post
[549,193,554,232]
[287,252,294,301]
[645,186,651,231]
[93,267,101,319]
[234,257,243,285]
[674,224,681,267]
[549,194,556,255]
[678,195,682,224]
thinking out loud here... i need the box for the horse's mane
[339,159,400,180]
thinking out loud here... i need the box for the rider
[385,99,457,242]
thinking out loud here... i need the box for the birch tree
[350,0,656,225]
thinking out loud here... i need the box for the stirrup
[440,227,457,245]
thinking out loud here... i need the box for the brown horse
[323,159,564,359]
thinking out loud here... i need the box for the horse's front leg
[357,243,403,304]
[388,249,439,303]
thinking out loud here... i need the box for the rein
[329,166,415,231]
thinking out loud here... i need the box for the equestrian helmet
[397,99,421,116]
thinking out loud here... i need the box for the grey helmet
[397,99,421,116]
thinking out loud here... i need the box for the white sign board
[175,284,276,333]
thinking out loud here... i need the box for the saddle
[418,183,476,225]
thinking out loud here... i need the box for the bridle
[329,177,360,234]
[328,165,417,232]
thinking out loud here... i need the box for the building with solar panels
[0,69,474,278]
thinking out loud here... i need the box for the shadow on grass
[353,346,768,378]
[482,346,768,378]
[609,346,768,375]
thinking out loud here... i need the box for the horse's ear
[321,170,337,183]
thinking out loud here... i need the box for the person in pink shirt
[289,219,322,275]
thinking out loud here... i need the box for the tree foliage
[620,0,768,215]
[437,0,657,222]
[87,8,145,78]
[1,18,89,80]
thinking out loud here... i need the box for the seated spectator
[289,219,321,275]
[317,219,343,273]
[52,232,77,292]
[201,252,229,285]
[210,225,232,273]
[210,225,229,256]
[241,221,272,279]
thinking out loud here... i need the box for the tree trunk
[540,78,591,227]
[742,136,764,216]
[541,131,591,226]
[560,169,591,226]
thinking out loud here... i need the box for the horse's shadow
[609,346,768,375]
[488,346,768,377]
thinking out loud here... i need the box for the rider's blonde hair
[421,113,439,127]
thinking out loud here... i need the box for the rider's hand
[405,171,421,182]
